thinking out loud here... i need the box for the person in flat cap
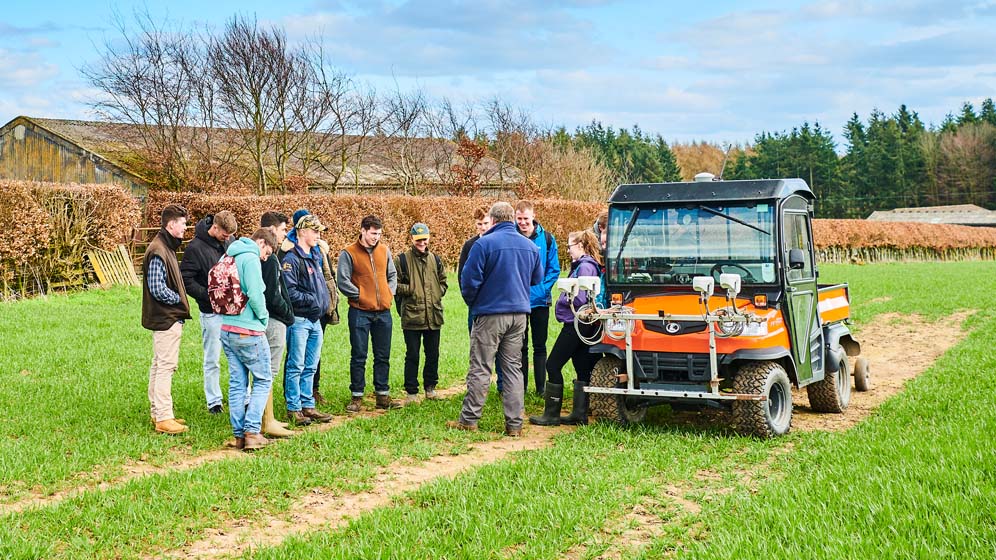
[280,214,333,426]
[394,223,448,403]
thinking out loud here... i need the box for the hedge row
[145,192,604,266]
[0,181,140,293]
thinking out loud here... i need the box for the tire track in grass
[0,386,468,517]
[169,424,576,559]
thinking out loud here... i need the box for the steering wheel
[709,262,756,283]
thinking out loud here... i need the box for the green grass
[0,261,994,558]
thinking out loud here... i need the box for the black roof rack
[609,178,813,204]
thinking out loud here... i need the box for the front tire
[589,356,647,425]
[807,354,852,413]
[732,361,793,438]
[853,357,871,392]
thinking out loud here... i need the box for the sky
[2,0,995,147]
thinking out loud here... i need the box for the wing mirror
[788,248,806,270]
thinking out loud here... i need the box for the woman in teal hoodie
[220,229,277,450]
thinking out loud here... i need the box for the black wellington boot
[528,383,563,426]
[560,380,589,426]
[533,354,547,396]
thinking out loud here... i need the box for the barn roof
[867,204,996,227]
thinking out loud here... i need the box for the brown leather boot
[287,410,313,426]
[446,420,478,432]
[155,419,188,435]
[302,407,332,423]
[375,394,403,410]
[263,390,295,437]
[244,432,269,451]
[346,397,363,413]
[504,425,523,437]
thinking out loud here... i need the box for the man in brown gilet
[337,215,403,412]
[142,204,192,435]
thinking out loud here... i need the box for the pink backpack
[207,255,247,315]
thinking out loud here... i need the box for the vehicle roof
[608,178,814,205]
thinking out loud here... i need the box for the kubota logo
[664,322,680,334]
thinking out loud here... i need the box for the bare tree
[484,96,536,186]
[381,85,431,194]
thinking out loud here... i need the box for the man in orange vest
[337,215,403,412]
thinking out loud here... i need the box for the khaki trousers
[149,322,183,422]
[459,313,527,430]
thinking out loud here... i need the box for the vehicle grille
[635,351,712,382]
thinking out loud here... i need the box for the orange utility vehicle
[567,175,869,438]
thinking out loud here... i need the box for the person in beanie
[259,211,295,438]
[281,214,333,426]
[448,202,542,437]
[142,204,192,435]
[220,228,278,451]
[180,210,237,415]
[395,223,448,403]
[337,215,403,412]
[530,230,603,426]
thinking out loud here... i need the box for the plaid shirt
[147,256,181,305]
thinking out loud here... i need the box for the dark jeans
[403,329,440,394]
[469,312,504,392]
[522,306,550,391]
[348,308,393,396]
[546,323,600,385]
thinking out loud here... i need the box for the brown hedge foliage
[0,181,141,292]
[146,193,607,266]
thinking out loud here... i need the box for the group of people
[141,199,609,448]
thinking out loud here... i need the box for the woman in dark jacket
[529,230,603,426]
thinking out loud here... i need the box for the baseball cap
[296,215,326,232]
[410,223,430,241]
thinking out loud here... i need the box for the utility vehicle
[561,174,870,438]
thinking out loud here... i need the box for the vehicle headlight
[741,321,769,337]
[605,318,628,340]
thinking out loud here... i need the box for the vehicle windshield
[608,203,777,286]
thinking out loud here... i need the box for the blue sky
[2,0,995,146]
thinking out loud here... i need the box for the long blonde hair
[569,230,603,266]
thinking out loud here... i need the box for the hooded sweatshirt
[221,238,269,333]
[180,215,229,314]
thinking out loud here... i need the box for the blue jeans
[348,308,392,396]
[221,330,272,437]
[285,317,323,411]
[200,312,224,408]
[469,312,503,392]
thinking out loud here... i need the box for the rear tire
[732,361,792,438]
[807,354,851,413]
[589,356,647,425]
[853,357,871,392]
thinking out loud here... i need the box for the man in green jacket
[220,228,278,451]
[395,223,448,403]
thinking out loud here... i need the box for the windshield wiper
[614,206,641,264]
[699,205,770,236]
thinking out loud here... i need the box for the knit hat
[296,214,325,232]
[410,223,430,241]
[292,208,310,227]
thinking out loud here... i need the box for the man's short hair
[514,200,534,213]
[260,211,289,229]
[360,215,383,230]
[213,210,238,234]
[595,211,608,232]
[160,204,188,227]
[473,207,487,221]
[489,202,515,223]
[250,228,278,250]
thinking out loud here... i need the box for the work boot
[155,419,188,435]
[151,415,185,425]
[534,355,547,396]
[224,437,245,450]
[446,420,478,432]
[560,380,590,426]
[375,394,403,410]
[404,392,421,405]
[243,432,269,451]
[504,425,523,437]
[302,407,332,423]
[528,383,563,426]
[346,397,364,413]
[263,390,295,437]
[425,386,442,401]
[287,410,313,426]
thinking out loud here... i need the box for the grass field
[0,262,994,558]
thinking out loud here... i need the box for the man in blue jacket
[220,228,277,451]
[448,202,543,437]
[514,200,560,396]
[281,215,333,426]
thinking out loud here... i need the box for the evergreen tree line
[725,99,996,218]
